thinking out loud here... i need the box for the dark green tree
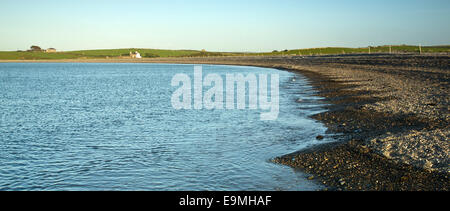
[30,46,42,51]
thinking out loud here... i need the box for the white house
[130,51,142,59]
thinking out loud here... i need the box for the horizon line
[3,44,450,53]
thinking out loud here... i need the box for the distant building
[130,51,142,59]
[46,48,56,53]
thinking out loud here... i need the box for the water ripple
[0,63,329,191]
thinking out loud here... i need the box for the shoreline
[1,54,449,191]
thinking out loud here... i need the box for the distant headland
[1,45,449,60]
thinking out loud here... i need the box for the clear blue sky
[1,0,449,52]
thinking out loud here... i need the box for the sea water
[0,63,328,191]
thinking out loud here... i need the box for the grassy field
[0,49,207,60]
[0,45,448,60]
[254,45,450,56]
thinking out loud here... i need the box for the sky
[0,0,449,52]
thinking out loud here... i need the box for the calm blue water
[0,63,329,191]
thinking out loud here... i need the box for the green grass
[69,49,202,58]
[0,48,207,60]
[251,45,450,56]
[0,45,448,60]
